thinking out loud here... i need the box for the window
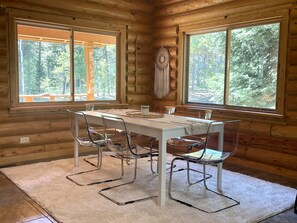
[16,22,119,104]
[185,22,281,111]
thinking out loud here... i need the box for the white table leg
[157,133,167,207]
[217,127,224,191]
[217,163,222,191]
[74,118,79,167]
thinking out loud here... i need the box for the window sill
[177,105,286,123]
[9,103,129,116]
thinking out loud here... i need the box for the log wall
[152,0,297,182]
[0,0,296,183]
[0,0,153,166]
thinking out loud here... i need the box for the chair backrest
[186,120,240,161]
[101,115,132,154]
[66,109,105,146]
[186,107,212,119]
[102,115,153,158]
[206,120,241,156]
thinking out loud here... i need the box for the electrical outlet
[20,137,30,144]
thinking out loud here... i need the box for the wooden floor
[0,172,57,223]
[0,160,296,223]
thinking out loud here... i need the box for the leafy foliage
[187,23,280,110]
[18,31,117,102]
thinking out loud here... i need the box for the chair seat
[182,148,231,163]
[167,137,204,150]
[110,144,157,159]
[79,138,106,147]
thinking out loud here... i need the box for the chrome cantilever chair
[130,132,159,174]
[99,115,158,205]
[167,136,212,184]
[165,108,213,180]
[66,109,122,186]
[168,120,241,213]
[179,107,213,145]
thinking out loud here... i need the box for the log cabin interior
[0,0,297,222]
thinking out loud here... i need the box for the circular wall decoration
[155,47,169,70]
[154,47,170,99]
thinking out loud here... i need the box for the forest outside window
[16,22,118,104]
[185,22,281,112]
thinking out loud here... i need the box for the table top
[83,109,220,133]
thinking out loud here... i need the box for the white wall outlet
[20,137,30,144]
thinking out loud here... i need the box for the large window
[186,22,280,111]
[16,22,118,104]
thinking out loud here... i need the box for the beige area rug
[1,154,296,223]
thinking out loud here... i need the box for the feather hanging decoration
[154,47,170,99]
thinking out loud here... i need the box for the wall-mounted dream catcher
[154,47,170,99]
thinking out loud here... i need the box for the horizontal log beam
[152,0,183,7]
[154,0,236,17]
[137,74,152,85]
[136,33,152,44]
[153,25,179,37]
[0,83,8,96]
[271,124,297,138]
[137,54,152,64]
[153,0,294,27]
[86,0,153,14]
[136,44,153,54]
[0,147,74,167]
[153,37,178,48]
[239,120,271,136]
[236,145,297,169]
[130,23,152,34]
[135,84,151,94]
[137,66,153,74]
[238,134,297,153]
[4,0,151,23]
[127,84,136,93]
[127,93,151,104]
[228,156,297,182]
[0,130,72,148]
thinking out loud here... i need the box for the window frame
[8,9,127,112]
[178,10,289,118]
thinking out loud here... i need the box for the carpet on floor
[1,153,295,223]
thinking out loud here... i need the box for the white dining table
[73,109,224,207]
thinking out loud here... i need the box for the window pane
[229,23,280,109]
[187,31,226,104]
[18,25,71,103]
[74,31,117,101]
